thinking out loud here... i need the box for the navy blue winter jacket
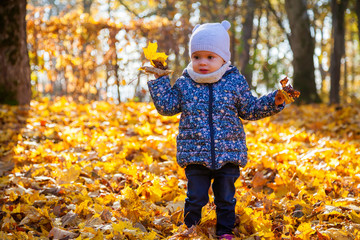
[147,65,285,170]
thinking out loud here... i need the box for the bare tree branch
[118,0,140,18]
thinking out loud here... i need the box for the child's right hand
[139,66,173,78]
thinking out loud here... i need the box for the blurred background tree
[0,0,359,105]
[0,0,31,105]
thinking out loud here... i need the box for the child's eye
[208,56,213,59]
[193,56,199,59]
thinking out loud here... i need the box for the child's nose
[199,58,207,65]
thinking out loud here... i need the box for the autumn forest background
[0,0,360,239]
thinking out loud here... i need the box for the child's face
[191,51,225,74]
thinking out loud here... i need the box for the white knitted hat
[189,20,231,62]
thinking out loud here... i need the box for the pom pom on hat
[189,20,231,62]
[221,20,231,30]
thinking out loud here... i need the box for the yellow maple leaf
[296,222,316,238]
[149,178,163,202]
[92,229,104,240]
[349,210,360,224]
[113,221,132,233]
[143,42,168,67]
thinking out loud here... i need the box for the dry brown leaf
[139,66,173,77]
[48,227,79,239]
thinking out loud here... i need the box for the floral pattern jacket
[147,65,284,170]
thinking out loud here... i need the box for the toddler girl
[147,20,285,239]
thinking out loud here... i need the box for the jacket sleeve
[147,75,182,116]
[236,75,285,120]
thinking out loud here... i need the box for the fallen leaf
[48,227,79,239]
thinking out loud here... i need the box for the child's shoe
[218,234,234,240]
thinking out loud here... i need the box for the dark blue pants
[184,163,240,236]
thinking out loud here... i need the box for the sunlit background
[27,0,360,103]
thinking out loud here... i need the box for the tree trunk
[264,7,271,91]
[229,1,238,65]
[83,0,93,14]
[239,0,256,87]
[251,8,262,90]
[350,31,356,93]
[312,3,327,96]
[109,29,121,103]
[356,0,360,47]
[329,0,349,105]
[343,53,347,101]
[285,0,320,104]
[0,0,31,105]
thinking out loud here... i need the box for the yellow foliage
[0,99,360,239]
[296,222,316,238]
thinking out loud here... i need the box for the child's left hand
[276,77,300,105]
[275,90,285,105]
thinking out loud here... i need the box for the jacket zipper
[209,84,215,169]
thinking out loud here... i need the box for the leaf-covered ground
[0,98,360,239]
